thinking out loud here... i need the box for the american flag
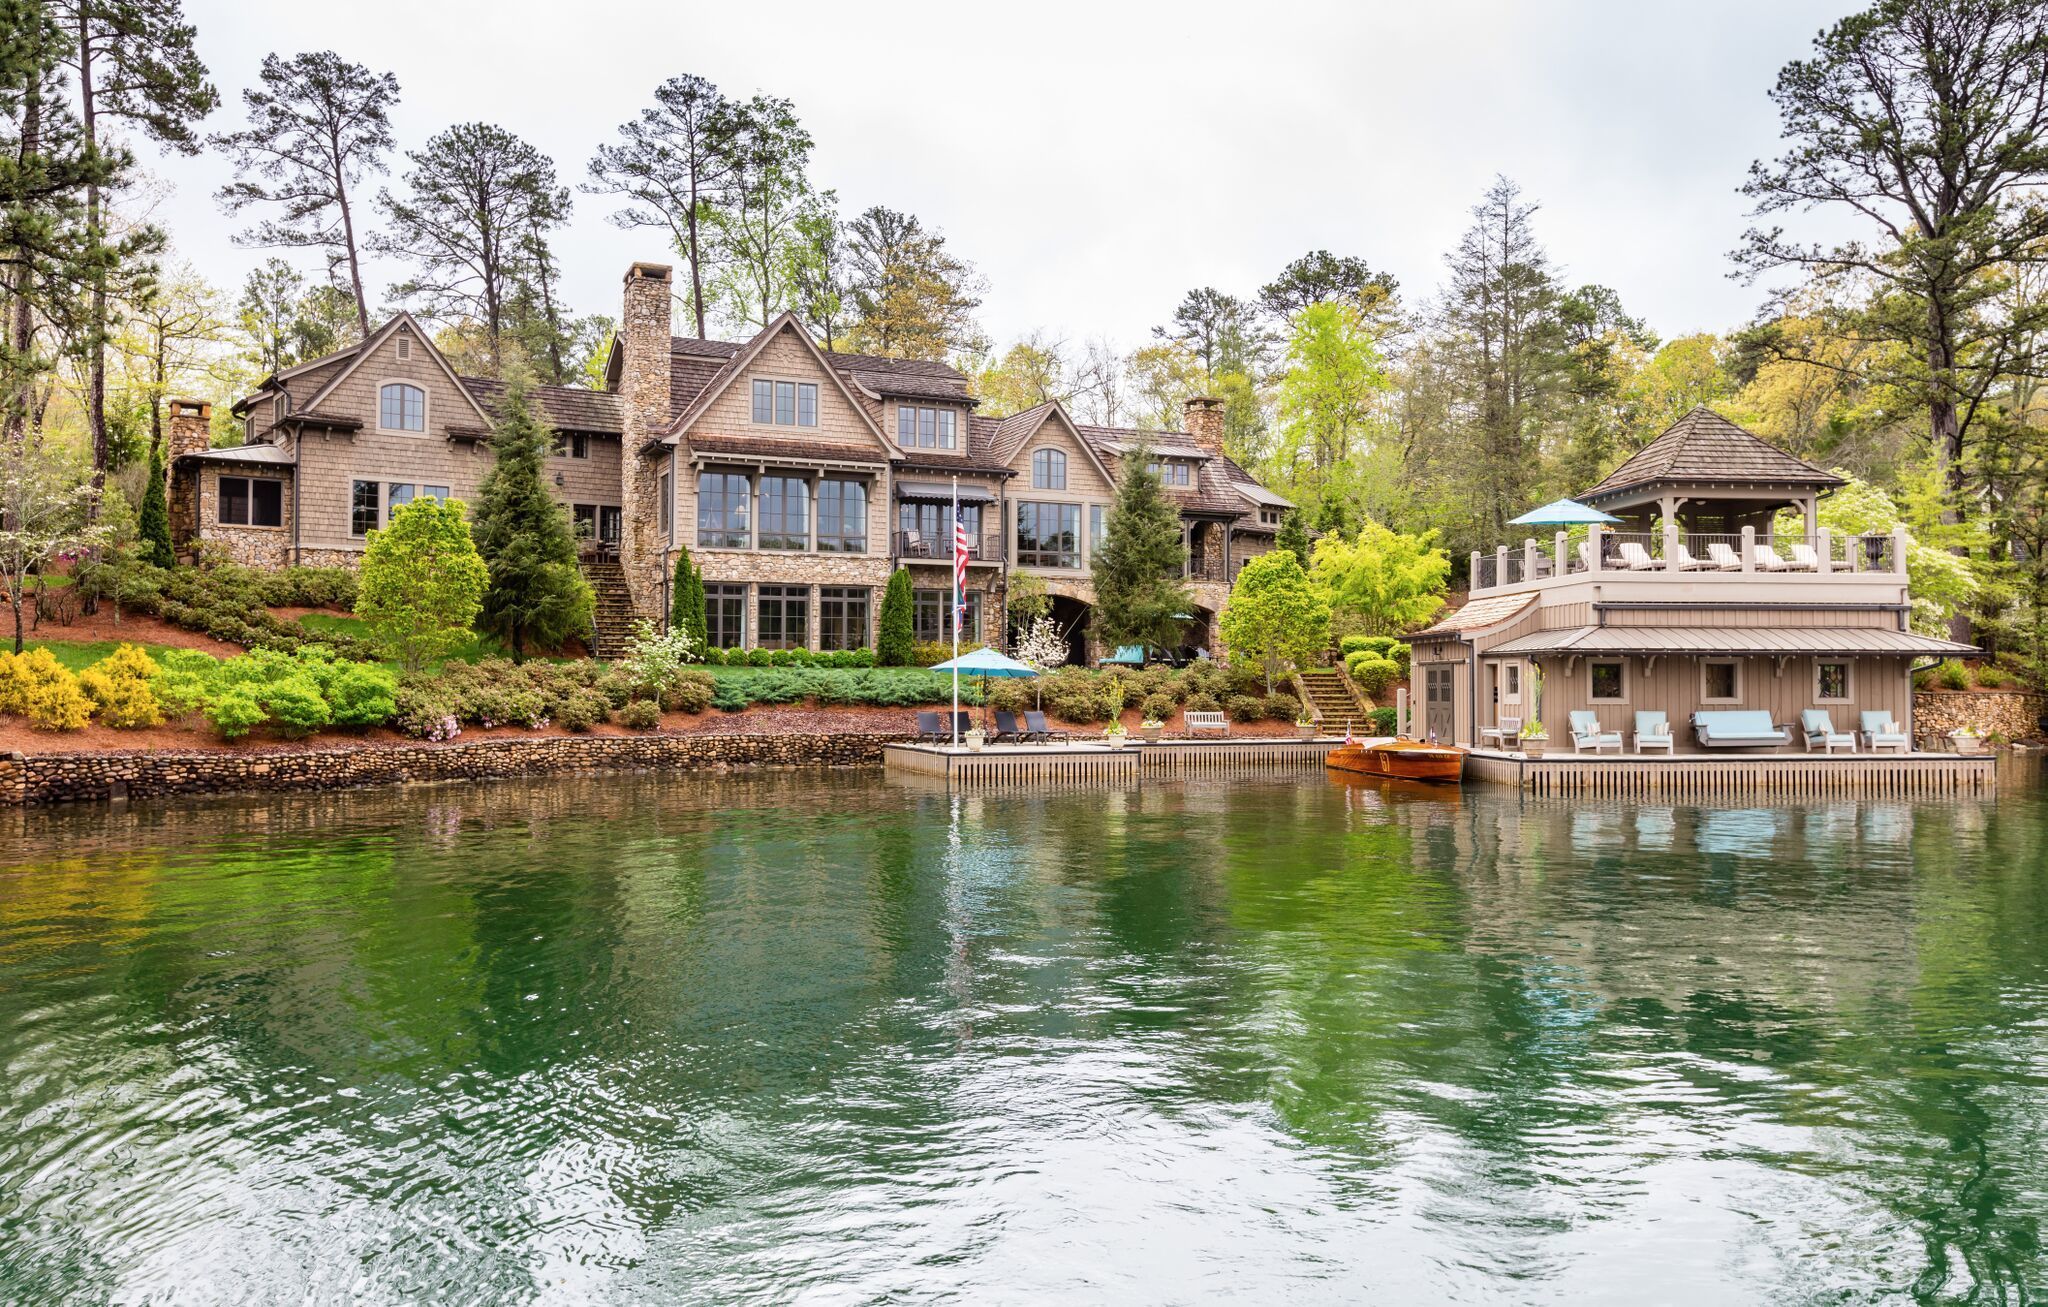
[953,514,971,619]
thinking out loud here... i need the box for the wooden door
[1425,666,1455,743]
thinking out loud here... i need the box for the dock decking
[884,737,1339,786]
[1465,748,1996,798]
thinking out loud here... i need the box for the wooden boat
[1325,738,1466,783]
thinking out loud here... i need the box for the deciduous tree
[1308,520,1450,636]
[842,205,984,361]
[1217,549,1329,692]
[357,495,486,672]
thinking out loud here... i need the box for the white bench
[1480,714,1521,749]
[1184,711,1229,738]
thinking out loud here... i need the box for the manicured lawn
[20,639,206,671]
[295,612,525,664]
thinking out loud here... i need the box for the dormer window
[1032,448,1066,490]
[1148,459,1191,486]
[379,383,425,432]
[896,405,957,450]
[752,379,818,427]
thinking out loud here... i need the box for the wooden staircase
[1295,668,1370,735]
[581,561,643,660]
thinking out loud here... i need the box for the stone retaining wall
[1914,690,2046,741]
[0,731,909,807]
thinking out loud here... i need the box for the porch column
[1802,497,1818,538]
[1892,525,1909,576]
[1662,516,1680,567]
[1470,550,1482,590]
[1495,545,1510,587]
[1587,524,1604,572]
[1523,537,1539,581]
[1740,525,1756,572]
[1554,530,1568,575]
[1816,527,1833,574]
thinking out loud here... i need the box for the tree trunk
[4,77,40,448]
[686,177,705,339]
[333,132,371,337]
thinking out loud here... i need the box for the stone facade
[618,262,674,619]
[192,463,293,567]
[164,399,213,555]
[0,730,912,807]
[1914,690,2047,741]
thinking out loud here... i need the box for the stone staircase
[581,561,644,660]
[1294,668,1370,736]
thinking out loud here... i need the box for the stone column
[616,262,674,619]
[164,399,212,555]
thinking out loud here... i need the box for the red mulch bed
[9,606,242,656]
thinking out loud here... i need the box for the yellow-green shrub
[25,665,92,731]
[77,644,164,728]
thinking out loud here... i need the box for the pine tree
[136,437,172,566]
[877,567,914,665]
[468,367,591,660]
[670,545,705,645]
[1091,446,1193,651]
[1274,508,1309,563]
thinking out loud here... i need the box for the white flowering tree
[1012,615,1069,709]
[0,438,112,653]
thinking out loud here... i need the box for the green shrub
[1351,655,1400,697]
[711,679,750,712]
[1224,693,1266,723]
[1338,634,1373,656]
[556,688,609,732]
[1140,691,1176,722]
[324,663,398,727]
[910,640,982,667]
[261,676,333,738]
[205,688,268,740]
[1184,690,1221,715]
[1369,706,1398,734]
[619,697,662,730]
[1973,662,2011,689]
[1262,692,1300,721]
[1939,659,1970,691]
[665,670,715,714]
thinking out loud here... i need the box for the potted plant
[1140,716,1164,743]
[1296,713,1317,740]
[1103,720,1128,749]
[1950,726,1984,755]
[964,725,986,752]
[1520,719,1549,758]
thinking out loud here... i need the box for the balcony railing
[892,530,1003,563]
[1471,526,1908,592]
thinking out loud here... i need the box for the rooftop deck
[1470,525,1909,597]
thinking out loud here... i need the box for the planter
[1521,735,1548,758]
[1140,724,1163,743]
[1950,732,1985,755]
[964,728,986,752]
[1104,733,1127,749]
[1297,724,1317,741]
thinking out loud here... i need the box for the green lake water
[2,763,2047,1304]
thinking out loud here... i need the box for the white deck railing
[1470,525,1909,593]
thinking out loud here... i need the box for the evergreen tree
[876,567,914,665]
[669,545,705,645]
[1274,508,1309,562]
[467,368,591,660]
[1091,446,1192,651]
[136,436,172,566]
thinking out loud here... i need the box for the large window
[752,378,818,427]
[1017,501,1080,568]
[1032,448,1066,489]
[816,479,867,553]
[898,502,979,552]
[218,476,283,527]
[757,476,810,550]
[352,480,446,535]
[351,480,379,537]
[896,406,959,450]
[1701,660,1741,704]
[757,585,809,650]
[706,584,746,649]
[1589,660,1627,703]
[379,383,425,432]
[819,587,870,651]
[913,589,980,644]
[697,471,751,549]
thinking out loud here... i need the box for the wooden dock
[1465,749,1996,798]
[883,737,1337,787]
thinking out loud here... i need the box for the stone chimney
[617,262,674,617]
[166,398,212,459]
[1182,395,1225,454]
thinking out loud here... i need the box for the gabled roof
[1583,406,1844,503]
[988,401,1120,488]
[459,377,625,434]
[1413,592,1536,639]
[297,312,496,431]
[658,313,896,459]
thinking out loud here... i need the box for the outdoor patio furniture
[1634,710,1675,753]
[1693,710,1791,750]
[914,711,947,744]
[953,711,974,739]
[1099,645,1146,668]
[1568,711,1623,753]
[1023,710,1070,744]
[1617,542,1661,571]
[1755,544,1794,570]
[902,529,931,558]
[1576,540,1597,571]
[1800,709,1857,754]
[993,710,1030,743]
[1672,544,1715,571]
[1860,710,1910,754]
[1480,714,1521,749]
[1705,542,1744,570]
[1786,543,1821,571]
[1185,711,1230,738]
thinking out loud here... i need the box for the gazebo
[1580,406,1843,541]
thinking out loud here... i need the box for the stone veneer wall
[617,262,674,620]
[1914,690,2047,740]
[1,731,911,807]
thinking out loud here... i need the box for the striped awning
[895,482,996,504]
[1487,625,1979,658]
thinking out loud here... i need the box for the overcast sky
[148,0,1857,354]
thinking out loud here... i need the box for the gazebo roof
[1581,407,1843,506]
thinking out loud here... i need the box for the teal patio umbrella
[928,647,1040,738]
[1509,497,1621,528]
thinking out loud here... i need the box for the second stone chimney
[166,398,212,459]
[1182,395,1226,454]
[617,262,675,618]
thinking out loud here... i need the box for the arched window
[379,383,426,432]
[1032,448,1066,490]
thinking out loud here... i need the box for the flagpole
[950,475,960,747]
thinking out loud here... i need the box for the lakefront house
[169,261,1291,658]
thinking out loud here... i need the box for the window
[918,408,937,448]
[379,383,425,432]
[755,379,817,426]
[1701,660,1741,704]
[351,480,378,536]
[1504,663,1521,703]
[572,504,598,541]
[899,502,979,551]
[396,334,411,361]
[1148,460,1191,486]
[1816,660,1852,703]
[555,432,589,459]
[697,471,751,549]
[757,476,810,550]
[819,586,870,651]
[896,406,957,449]
[217,476,283,527]
[599,506,621,545]
[1089,504,1106,554]
[706,584,746,649]
[1032,448,1066,489]
[757,585,809,650]
[913,589,981,644]
[1018,501,1081,568]
[657,468,673,538]
[816,479,867,553]
[897,407,915,446]
[1589,660,1627,703]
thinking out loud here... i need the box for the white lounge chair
[1755,544,1794,571]
[1786,543,1821,571]
[1577,540,1597,572]
[1480,714,1521,750]
[1705,542,1744,570]
[1860,710,1910,754]
[1569,710,1623,754]
[1672,544,1715,571]
[1634,710,1675,754]
[1617,542,1661,571]
[1799,708,1856,754]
